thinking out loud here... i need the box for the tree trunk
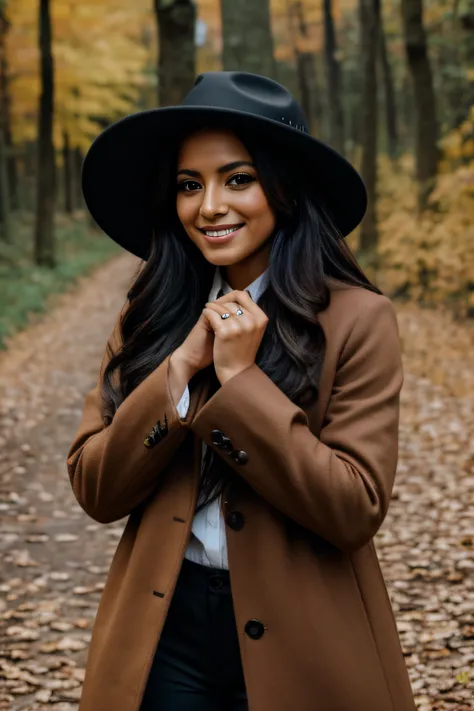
[0,129,11,242]
[437,41,466,132]
[291,2,321,135]
[74,146,83,209]
[323,0,345,154]
[34,0,56,267]
[344,58,361,163]
[221,0,275,77]
[460,3,474,101]
[154,0,196,107]
[359,0,380,254]
[401,0,438,210]
[0,5,17,212]
[379,18,398,159]
[63,130,73,214]
[296,52,320,135]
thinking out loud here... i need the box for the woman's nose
[199,188,228,219]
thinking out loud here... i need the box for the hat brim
[82,106,367,260]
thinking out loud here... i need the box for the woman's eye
[177,180,201,193]
[227,173,255,187]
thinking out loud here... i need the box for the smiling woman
[176,129,276,286]
[68,71,416,711]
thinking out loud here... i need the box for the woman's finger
[205,300,246,318]
[213,290,256,310]
[202,307,233,333]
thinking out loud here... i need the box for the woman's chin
[200,244,243,266]
[204,252,240,267]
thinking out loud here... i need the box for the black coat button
[245,619,265,640]
[211,429,225,446]
[226,510,245,531]
[231,450,248,465]
[216,435,233,452]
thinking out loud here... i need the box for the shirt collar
[208,267,269,302]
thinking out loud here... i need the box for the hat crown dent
[183,71,309,135]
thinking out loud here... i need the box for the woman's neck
[221,249,270,291]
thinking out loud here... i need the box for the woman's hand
[172,309,216,377]
[202,290,269,384]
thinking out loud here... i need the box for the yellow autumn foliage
[377,155,474,315]
[440,105,474,169]
[3,0,357,153]
[6,0,153,152]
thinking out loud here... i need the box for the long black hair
[100,125,382,512]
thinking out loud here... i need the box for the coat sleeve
[66,309,189,524]
[189,296,404,551]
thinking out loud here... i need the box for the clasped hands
[203,290,269,385]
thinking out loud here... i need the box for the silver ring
[236,308,244,316]
[221,313,231,320]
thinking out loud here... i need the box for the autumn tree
[154,0,196,106]
[289,1,321,136]
[359,0,380,255]
[221,0,275,77]
[0,0,17,222]
[401,0,438,210]
[379,15,398,159]
[0,0,11,242]
[34,0,55,267]
[5,0,150,224]
[62,129,73,214]
[323,0,344,154]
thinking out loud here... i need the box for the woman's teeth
[203,226,241,237]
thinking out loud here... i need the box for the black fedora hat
[82,71,367,261]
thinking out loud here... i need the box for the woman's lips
[199,224,244,244]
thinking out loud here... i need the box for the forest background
[1,0,474,347]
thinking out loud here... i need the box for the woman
[67,72,416,711]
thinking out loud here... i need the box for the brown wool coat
[67,279,417,711]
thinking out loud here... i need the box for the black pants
[140,557,248,711]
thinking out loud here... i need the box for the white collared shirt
[177,266,269,569]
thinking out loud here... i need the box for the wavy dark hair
[100,124,382,512]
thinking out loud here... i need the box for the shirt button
[245,619,266,640]
[226,510,245,531]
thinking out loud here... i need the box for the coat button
[216,435,233,452]
[245,619,265,640]
[211,429,225,446]
[231,450,248,465]
[226,510,245,531]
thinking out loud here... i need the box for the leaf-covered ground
[0,254,472,711]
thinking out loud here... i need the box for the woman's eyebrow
[177,168,200,178]
[217,160,255,174]
[176,161,255,178]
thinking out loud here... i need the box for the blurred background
[1,0,474,345]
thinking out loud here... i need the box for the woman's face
[176,129,276,274]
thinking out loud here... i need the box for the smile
[198,224,245,244]
[199,224,244,237]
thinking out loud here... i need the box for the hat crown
[181,71,309,134]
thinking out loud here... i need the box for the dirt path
[0,255,473,711]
